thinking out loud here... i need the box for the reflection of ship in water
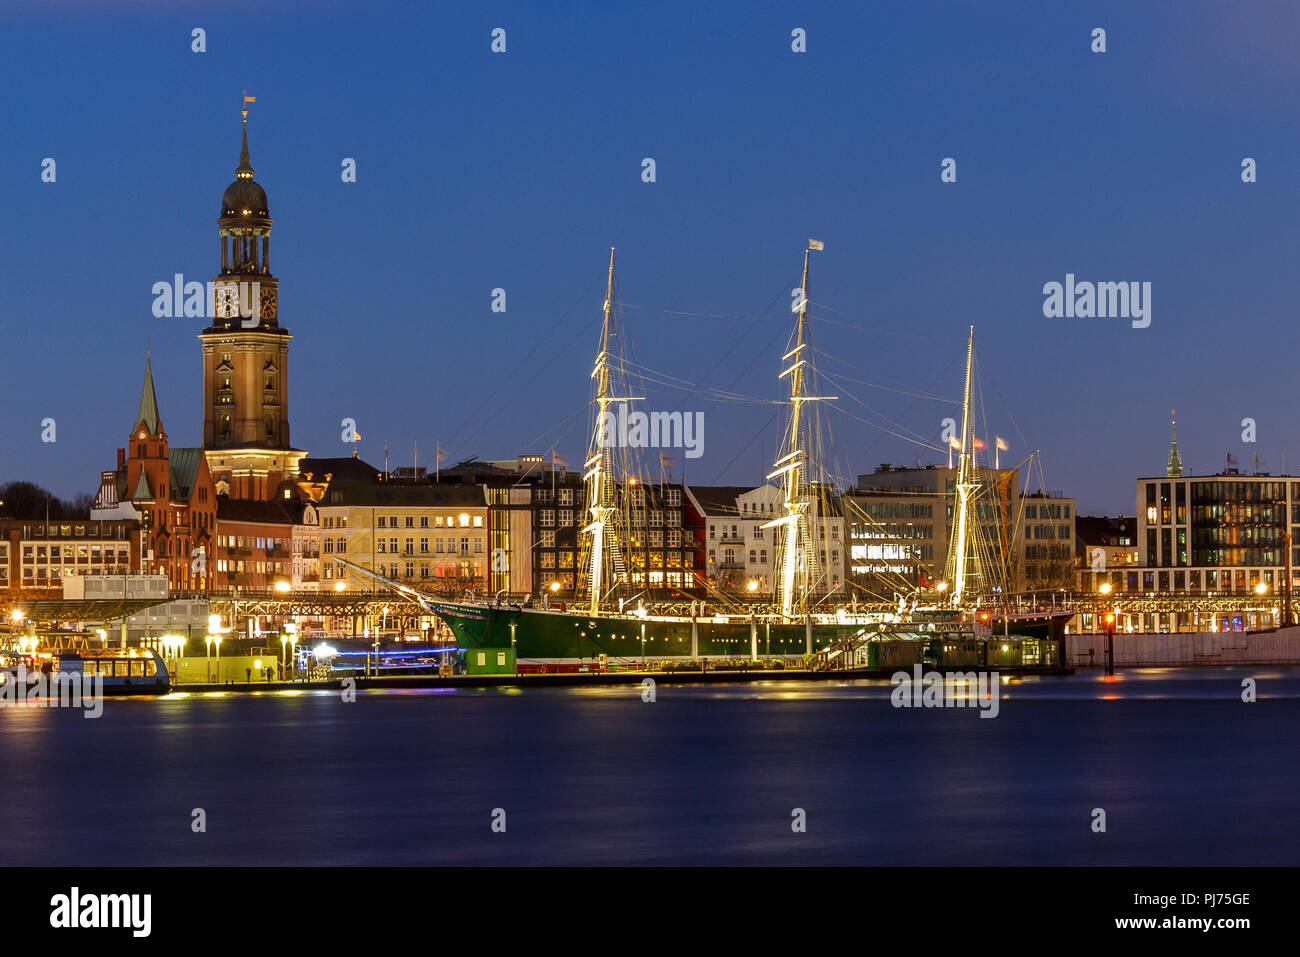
[337,244,1066,673]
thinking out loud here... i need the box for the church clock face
[216,287,237,319]
[259,286,277,321]
[138,430,146,440]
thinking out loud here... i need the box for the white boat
[1,648,171,696]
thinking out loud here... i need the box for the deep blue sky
[3,0,1299,514]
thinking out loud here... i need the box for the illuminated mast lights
[951,326,978,607]
[762,240,836,620]
[582,248,642,616]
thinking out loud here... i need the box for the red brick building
[92,355,217,591]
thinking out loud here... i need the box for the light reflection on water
[1,666,1297,866]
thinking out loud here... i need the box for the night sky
[3,0,1299,514]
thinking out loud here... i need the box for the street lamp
[1098,581,1112,596]
[1255,582,1268,596]
[334,579,346,591]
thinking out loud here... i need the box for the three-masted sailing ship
[337,244,1065,672]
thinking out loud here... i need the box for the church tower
[199,102,305,500]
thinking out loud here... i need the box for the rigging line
[821,369,946,452]
[805,300,937,343]
[619,363,782,403]
[828,401,948,454]
[709,407,784,485]
[619,358,784,402]
[812,351,955,402]
[448,277,605,457]
[514,405,589,467]
[685,272,801,406]
[658,308,787,321]
[852,349,965,464]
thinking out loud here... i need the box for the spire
[137,350,162,435]
[237,90,255,178]
[237,120,254,178]
[1166,408,1183,477]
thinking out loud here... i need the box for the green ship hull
[426,599,1061,671]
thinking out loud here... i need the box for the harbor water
[1,667,1296,866]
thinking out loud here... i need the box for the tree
[0,481,94,520]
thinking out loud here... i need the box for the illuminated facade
[199,113,305,500]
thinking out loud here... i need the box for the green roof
[169,448,204,499]
[136,352,162,434]
[131,471,153,501]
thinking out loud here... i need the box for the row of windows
[18,565,134,581]
[373,537,483,554]
[215,560,287,575]
[1025,503,1071,519]
[216,535,289,551]
[854,502,935,520]
[15,524,135,539]
[851,523,930,540]
[375,514,483,529]
[21,545,130,563]
[1025,524,1072,540]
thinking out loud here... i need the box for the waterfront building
[692,485,845,596]
[91,356,217,591]
[1074,425,1298,633]
[1074,515,1137,588]
[846,464,1075,597]
[199,112,306,500]
[1080,470,1300,602]
[0,518,142,600]
[291,501,322,590]
[1019,491,1078,592]
[212,497,300,591]
[314,476,491,592]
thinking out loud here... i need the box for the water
[2,667,1297,866]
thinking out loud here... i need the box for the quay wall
[1066,628,1300,667]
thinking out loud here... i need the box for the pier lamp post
[287,626,300,681]
[1254,581,1269,631]
[1097,581,1116,676]
[213,633,223,683]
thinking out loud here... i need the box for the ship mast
[582,247,637,615]
[950,325,978,606]
[764,240,835,619]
